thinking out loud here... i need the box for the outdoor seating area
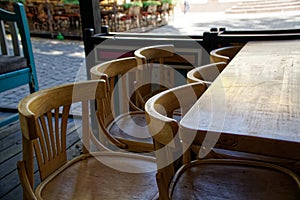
[0,0,81,36]
[9,33,300,199]
[100,0,174,32]
[2,1,300,199]
[0,0,174,37]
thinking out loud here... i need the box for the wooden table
[180,40,300,160]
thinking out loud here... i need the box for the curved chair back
[134,44,174,65]
[90,57,154,152]
[134,44,190,107]
[18,80,106,189]
[146,81,300,200]
[187,62,227,84]
[210,45,242,64]
[145,82,207,199]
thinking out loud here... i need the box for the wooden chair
[134,44,192,110]
[90,57,154,153]
[210,45,242,64]
[157,2,170,23]
[141,4,158,27]
[129,5,141,29]
[17,80,158,200]
[0,2,38,127]
[187,62,227,85]
[145,83,300,200]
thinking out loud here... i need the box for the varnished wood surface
[36,152,158,200]
[16,80,159,200]
[180,40,300,160]
[171,159,300,200]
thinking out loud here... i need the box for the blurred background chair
[210,45,242,64]
[17,80,158,200]
[141,3,159,27]
[0,2,38,127]
[157,2,170,24]
[129,5,142,29]
[90,57,154,153]
[145,82,300,200]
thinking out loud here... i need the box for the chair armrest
[17,161,37,200]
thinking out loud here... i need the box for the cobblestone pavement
[1,9,300,108]
[0,38,85,108]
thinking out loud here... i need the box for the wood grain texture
[36,152,157,200]
[171,159,300,200]
[90,57,155,152]
[17,80,159,200]
[181,40,300,160]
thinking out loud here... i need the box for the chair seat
[108,111,181,145]
[36,152,158,200]
[171,159,300,200]
[0,55,27,74]
[108,111,153,144]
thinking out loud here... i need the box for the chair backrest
[145,82,207,199]
[90,57,141,148]
[18,80,106,188]
[134,44,177,109]
[210,45,242,64]
[187,62,227,84]
[134,44,174,66]
[90,56,139,112]
[0,3,38,92]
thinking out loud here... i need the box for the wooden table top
[180,40,300,159]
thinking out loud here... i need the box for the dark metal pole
[79,0,102,39]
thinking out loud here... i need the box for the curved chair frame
[187,62,227,84]
[134,44,192,110]
[17,80,158,199]
[145,82,300,200]
[210,45,242,64]
[145,82,207,199]
[90,57,154,153]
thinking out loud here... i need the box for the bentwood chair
[17,80,158,200]
[210,45,242,64]
[90,57,154,153]
[145,83,300,200]
[134,44,192,110]
[187,62,227,85]
[0,2,38,127]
